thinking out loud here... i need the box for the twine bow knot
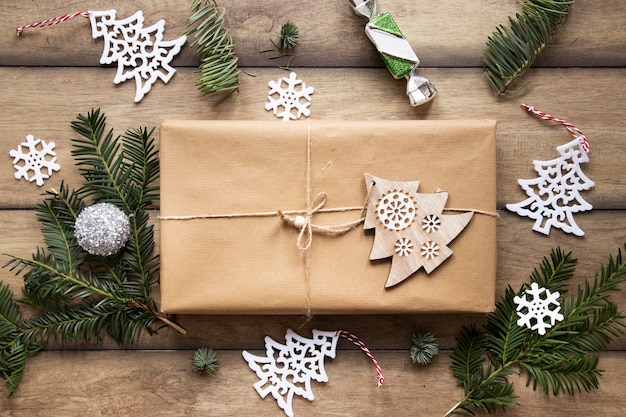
[279,191,365,251]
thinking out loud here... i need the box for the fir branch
[448,325,519,416]
[482,0,573,95]
[446,245,626,416]
[71,109,133,211]
[0,283,45,397]
[0,109,185,397]
[186,0,240,105]
[71,109,161,304]
[120,127,160,208]
[36,183,84,273]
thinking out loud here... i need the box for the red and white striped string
[521,103,590,152]
[16,11,91,36]
[336,330,384,387]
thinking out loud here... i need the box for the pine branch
[121,127,160,208]
[446,245,626,416]
[448,326,518,416]
[0,109,185,397]
[186,0,240,105]
[71,109,161,303]
[36,183,84,273]
[482,0,573,95]
[71,109,132,210]
[0,283,45,397]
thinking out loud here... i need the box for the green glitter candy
[369,13,412,78]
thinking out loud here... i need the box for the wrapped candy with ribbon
[348,0,437,106]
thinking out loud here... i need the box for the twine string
[16,11,91,36]
[336,330,384,387]
[522,103,590,152]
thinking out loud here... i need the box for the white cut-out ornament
[265,72,314,121]
[16,10,187,102]
[514,282,564,335]
[9,134,60,186]
[243,329,383,417]
[364,174,473,288]
[507,105,594,236]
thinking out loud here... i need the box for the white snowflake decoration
[422,214,441,233]
[377,189,417,231]
[507,136,594,237]
[394,237,414,256]
[420,241,440,260]
[89,10,187,102]
[9,134,60,186]
[265,72,314,121]
[514,282,564,335]
[242,329,339,417]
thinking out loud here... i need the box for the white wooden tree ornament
[507,104,594,236]
[242,329,383,417]
[15,10,187,102]
[364,174,473,288]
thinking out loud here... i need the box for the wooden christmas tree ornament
[364,174,473,287]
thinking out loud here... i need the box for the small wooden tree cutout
[364,174,473,288]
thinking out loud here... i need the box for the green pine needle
[0,109,184,397]
[192,347,219,375]
[445,246,626,416]
[409,332,439,365]
[276,21,299,50]
[482,0,573,95]
[186,0,240,105]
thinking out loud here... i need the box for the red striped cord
[336,330,384,387]
[521,103,590,152]
[16,11,91,36]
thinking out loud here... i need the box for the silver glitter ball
[74,202,131,256]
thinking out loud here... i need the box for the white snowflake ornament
[514,282,564,335]
[9,134,60,186]
[266,72,314,121]
[243,329,383,417]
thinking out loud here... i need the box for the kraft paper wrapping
[159,120,497,314]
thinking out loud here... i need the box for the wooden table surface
[1,1,626,416]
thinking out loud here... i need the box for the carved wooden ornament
[364,174,473,288]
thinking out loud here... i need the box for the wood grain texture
[1,0,626,415]
[1,350,625,417]
[1,67,624,208]
[2,1,625,67]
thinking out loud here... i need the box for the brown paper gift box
[159,119,497,314]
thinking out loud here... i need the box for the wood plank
[0,350,624,416]
[0,67,624,208]
[2,1,626,416]
[2,209,626,351]
[2,1,625,68]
